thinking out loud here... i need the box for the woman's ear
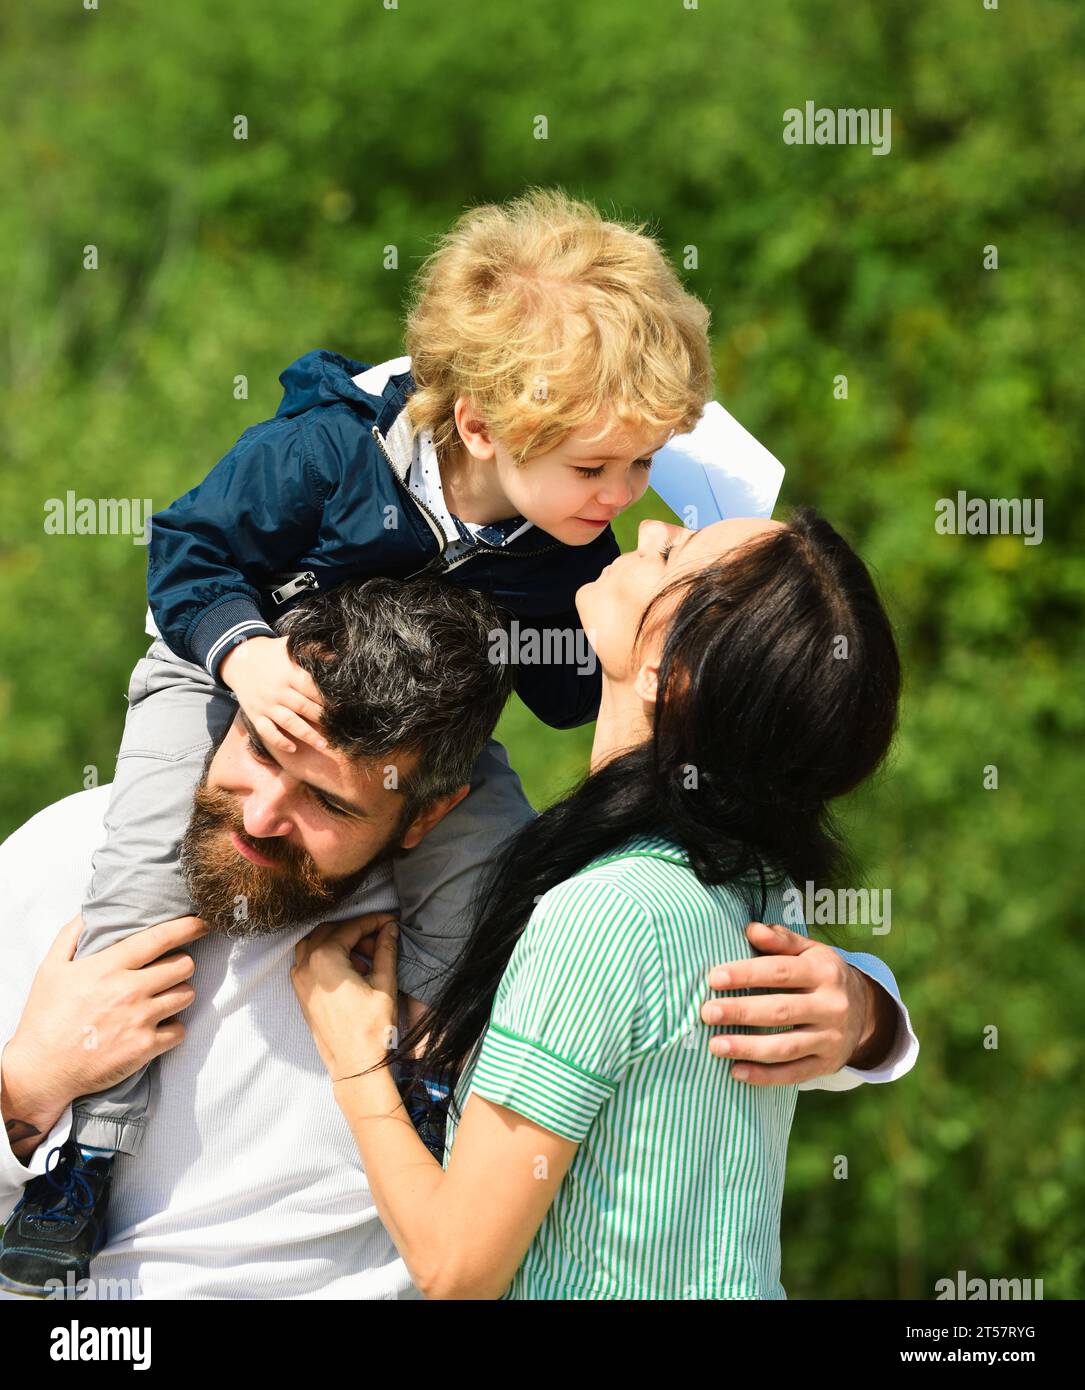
[632,660,660,706]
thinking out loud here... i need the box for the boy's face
[482,409,673,546]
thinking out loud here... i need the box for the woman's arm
[335,1073,575,1299]
[292,916,577,1300]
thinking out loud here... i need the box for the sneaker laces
[30,1147,96,1227]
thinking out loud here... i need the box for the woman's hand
[219,634,327,754]
[291,912,400,1082]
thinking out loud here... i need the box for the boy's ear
[453,397,495,460]
[398,784,471,851]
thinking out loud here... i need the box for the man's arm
[0,914,205,1191]
[1,1048,67,1167]
[0,791,191,1213]
[700,922,918,1089]
[803,946,918,1092]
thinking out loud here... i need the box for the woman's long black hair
[388,508,901,1115]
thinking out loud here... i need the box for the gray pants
[71,638,536,1155]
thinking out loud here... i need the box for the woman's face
[577,516,785,679]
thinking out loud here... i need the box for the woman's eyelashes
[659,539,675,563]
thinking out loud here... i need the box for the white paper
[649,400,785,526]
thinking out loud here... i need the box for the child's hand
[219,635,327,754]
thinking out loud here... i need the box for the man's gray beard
[178,775,403,939]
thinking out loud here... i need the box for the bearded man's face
[178,714,427,937]
[179,778,402,936]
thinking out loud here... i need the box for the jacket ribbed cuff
[189,598,277,684]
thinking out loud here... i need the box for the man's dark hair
[275,577,514,818]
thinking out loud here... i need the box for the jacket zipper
[371,425,448,560]
[478,537,561,559]
[270,571,319,604]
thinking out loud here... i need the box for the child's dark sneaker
[0,1141,113,1297]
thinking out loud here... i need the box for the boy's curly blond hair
[404,188,714,466]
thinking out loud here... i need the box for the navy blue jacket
[147,350,618,729]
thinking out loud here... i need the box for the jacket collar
[352,357,416,483]
[360,356,547,554]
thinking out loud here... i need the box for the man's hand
[700,922,898,1086]
[1,913,207,1163]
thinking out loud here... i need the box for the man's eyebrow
[238,712,372,819]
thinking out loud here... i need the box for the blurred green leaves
[1,0,1081,1298]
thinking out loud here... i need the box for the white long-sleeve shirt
[0,787,917,1299]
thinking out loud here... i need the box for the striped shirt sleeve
[468,876,665,1142]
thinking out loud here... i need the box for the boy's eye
[573,457,653,479]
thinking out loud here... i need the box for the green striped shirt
[443,833,807,1300]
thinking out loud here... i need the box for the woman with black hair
[292,509,903,1299]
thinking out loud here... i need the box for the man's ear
[453,397,495,461]
[398,783,471,851]
[632,660,660,706]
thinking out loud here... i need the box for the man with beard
[180,752,411,941]
[0,577,525,1299]
[0,577,916,1300]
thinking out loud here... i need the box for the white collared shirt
[349,357,535,561]
[408,428,534,565]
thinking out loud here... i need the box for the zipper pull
[271,571,318,605]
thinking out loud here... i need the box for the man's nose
[241,778,295,839]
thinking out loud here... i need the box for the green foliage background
[1,0,1081,1297]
